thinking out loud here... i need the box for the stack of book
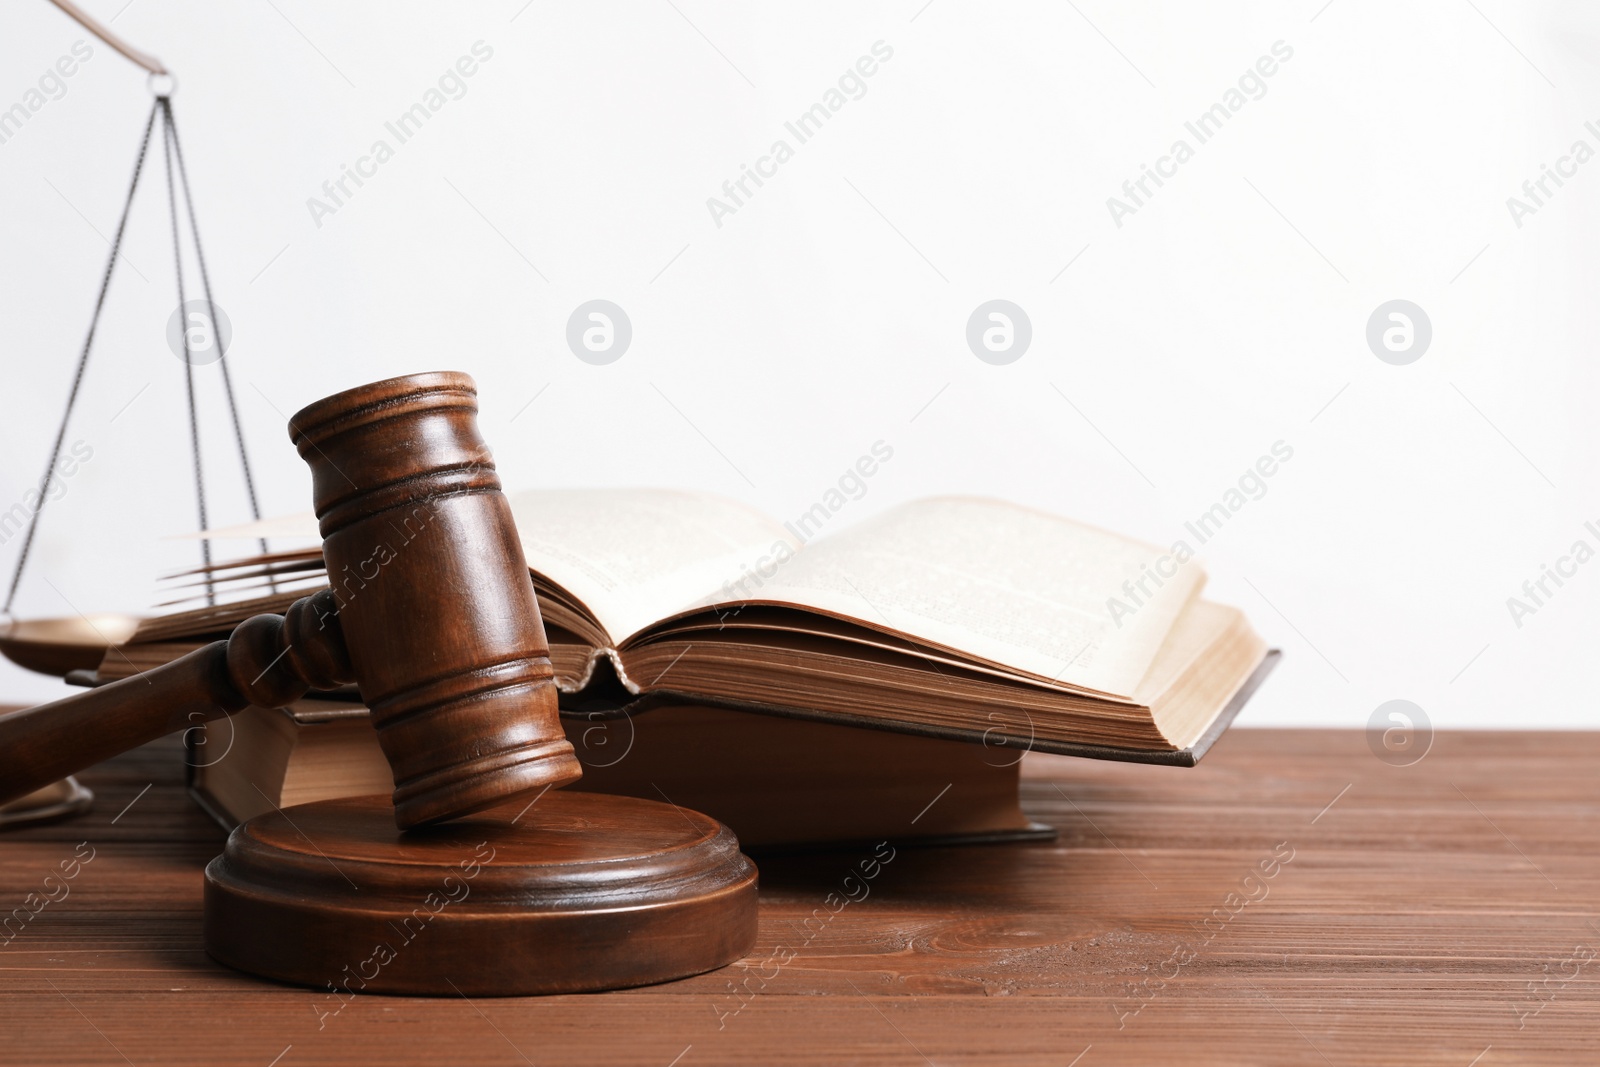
[106,490,1275,849]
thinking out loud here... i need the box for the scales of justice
[0,3,757,994]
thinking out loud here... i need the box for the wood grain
[1,726,1597,1065]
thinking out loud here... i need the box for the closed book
[187,699,1061,850]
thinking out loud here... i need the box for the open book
[109,490,1272,763]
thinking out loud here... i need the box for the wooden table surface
[1,726,1596,1066]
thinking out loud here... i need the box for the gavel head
[286,371,581,829]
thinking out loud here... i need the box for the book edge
[125,653,1283,770]
[578,648,1280,768]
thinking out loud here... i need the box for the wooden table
[1,727,1595,1066]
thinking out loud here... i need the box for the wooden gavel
[0,371,756,996]
[0,371,583,829]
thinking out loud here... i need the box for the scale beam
[46,0,167,76]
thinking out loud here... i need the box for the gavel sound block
[0,372,757,995]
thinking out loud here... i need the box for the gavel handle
[1,642,244,806]
[0,590,350,809]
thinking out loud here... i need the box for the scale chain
[3,100,160,617]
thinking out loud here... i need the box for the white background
[0,1,1594,731]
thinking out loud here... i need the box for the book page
[506,489,794,644]
[684,497,1204,698]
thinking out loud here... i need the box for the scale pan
[0,614,141,677]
